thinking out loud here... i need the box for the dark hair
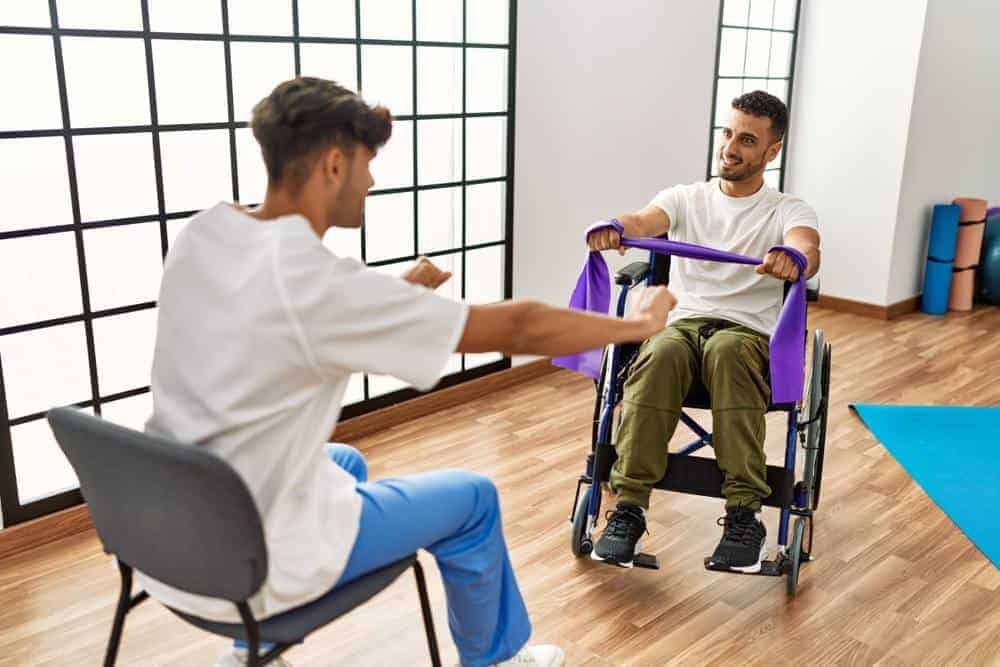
[731,90,787,141]
[250,77,393,191]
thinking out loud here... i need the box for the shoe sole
[708,544,768,574]
[590,540,641,568]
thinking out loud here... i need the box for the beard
[718,154,765,182]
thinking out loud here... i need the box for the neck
[247,186,328,238]
[718,173,765,198]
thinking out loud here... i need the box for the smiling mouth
[721,157,742,168]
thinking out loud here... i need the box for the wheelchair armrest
[615,262,650,286]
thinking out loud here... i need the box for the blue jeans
[239,444,531,667]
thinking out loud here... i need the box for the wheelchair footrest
[634,553,660,570]
[703,556,788,576]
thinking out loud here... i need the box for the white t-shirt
[648,179,819,336]
[138,202,468,623]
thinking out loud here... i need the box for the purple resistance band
[552,219,809,404]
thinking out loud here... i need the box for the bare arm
[456,287,676,356]
[757,226,821,282]
[587,205,670,253]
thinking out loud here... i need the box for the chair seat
[167,555,416,645]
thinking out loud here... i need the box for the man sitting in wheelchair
[587,91,821,572]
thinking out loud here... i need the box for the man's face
[327,145,375,230]
[717,109,782,182]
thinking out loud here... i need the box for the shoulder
[772,191,819,230]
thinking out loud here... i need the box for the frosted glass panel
[718,29,748,77]
[0,35,62,132]
[298,0,356,38]
[430,251,462,303]
[323,225,362,261]
[0,233,82,329]
[417,47,461,115]
[368,374,409,398]
[0,2,51,28]
[230,42,296,123]
[148,0,222,33]
[465,117,505,180]
[416,0,461,42]
[100,392,153,432]
[748,0,774,28]
[417,187,461,254]
[92,308,158,395]
[227,0,293,35]
[360,0,411,40]
[236,127,267,205]
[12,418,79,504]
[343,372,364,405]
[300,43,358,91]
[57,0,141,30]
[466,182,504,245]
[360,45,412,116]
[714,79,742,126]
[744,30,770,78]
[62,37,149,128]
[772,0,797,30]
[84,223,163,311]
[0,137,72,233]
[365,192,414,262]
[466,48,507,113]
[465,245,502,304]
[467,0,508,44]
[742,78,768,95]
[765,169,781,190]
[769,32,793,77]
[722,0,750,25]
[153,40,228,125]
[160,130,232,213]
[370,120,413,189]
[766,78,788,104]
[0,323,91,420]
[73,133,157,222]
[417,119,461,185]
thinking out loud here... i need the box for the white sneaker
[215,647,293,667]
[494,645,565,667]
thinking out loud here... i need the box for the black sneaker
[592,503,646,567]
[707,506,767,573]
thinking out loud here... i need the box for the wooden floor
[1,306,999,666]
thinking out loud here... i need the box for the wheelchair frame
[568,254,832,596]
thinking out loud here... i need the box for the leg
[338,470,531,667]
[702,327,772,509]
[609,322,700,508]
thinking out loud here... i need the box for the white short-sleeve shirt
[138,203,468,622]
[649,178,819,336]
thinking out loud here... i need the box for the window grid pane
[0,0,515,524]
[708,0,801,192]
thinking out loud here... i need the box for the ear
[321,145,346,184]
[767,140,783,163]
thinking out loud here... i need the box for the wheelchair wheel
[802,330,831,510]
[571,486,593,557]
[786,517,805,597]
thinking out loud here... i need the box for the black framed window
[0,0,517,526]
[707,0,801,190]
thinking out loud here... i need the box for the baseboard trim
[332,358,559,442]
[817,295,920,320]
[0,504,93,561]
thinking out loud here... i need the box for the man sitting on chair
[587,91,821,572]
[140,77,677,667]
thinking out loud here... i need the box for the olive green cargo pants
[609,317,772,511]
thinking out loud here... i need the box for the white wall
[511,0,718,327]
[786,0,928,305]
[887,0,1000,304]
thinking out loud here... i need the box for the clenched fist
[587,227,625,255]
[402,256,452,290]
[756,249,800,282]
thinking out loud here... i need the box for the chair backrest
[46,407,267,602]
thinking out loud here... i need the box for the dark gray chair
[46,407,441,667]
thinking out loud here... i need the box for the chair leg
[413,560,442,667]
[104,561,134,667]
[236,602,262,667]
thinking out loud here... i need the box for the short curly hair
[731,90,787,141]
[250,77,392,191]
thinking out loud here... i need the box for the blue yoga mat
[851,404,1000,567]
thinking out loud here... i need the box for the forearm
[617,205,670,239]
[783,228,821,279]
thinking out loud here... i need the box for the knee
[633,337,691,377]
[703,335,747,371]
[446,470,499,511]
[326,443,368,483]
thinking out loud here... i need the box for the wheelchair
[568,245,832,596]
